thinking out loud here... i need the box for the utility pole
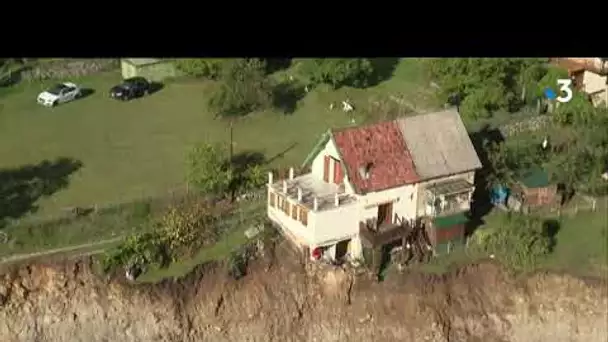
[229,120,234,161]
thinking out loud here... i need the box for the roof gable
[302,130,331,167]
[331,121,419,194]
[396,109,482,180]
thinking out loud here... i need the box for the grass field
[411,207,608,278]
[0,59,435,228]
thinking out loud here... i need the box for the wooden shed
[425,212,468,255]
[120,58,178,82]
[511,168,559,210]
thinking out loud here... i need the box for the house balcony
[267,168,357,213]
[423,178,474,218]
[359,216,415,248]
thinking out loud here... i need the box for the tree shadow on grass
[0,157,82,227]
[465,125,506,236]
[272,82,306,114]
[265,58,292,74]
[266,143,298,165]
[368,58,401,87]
[543,219,561,252]
[230,151,266,175]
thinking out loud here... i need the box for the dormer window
[358,162,373,180]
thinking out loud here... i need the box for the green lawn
[0,59,435,228]
[537,208,608,277]
[410,208,608,278]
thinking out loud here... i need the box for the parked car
[109,77,151,101]
[37,82,82,107]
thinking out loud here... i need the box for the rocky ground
[0,243,606,342]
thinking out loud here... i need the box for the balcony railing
[426,200,470,217]
[359,216,417,248]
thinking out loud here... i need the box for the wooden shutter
[323,155,330,182]
[333,159,343,184]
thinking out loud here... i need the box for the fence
[544,194,606,217]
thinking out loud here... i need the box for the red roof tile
[332,121,419,194]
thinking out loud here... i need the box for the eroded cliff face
[0,249,606,342]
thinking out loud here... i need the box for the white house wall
[583,71,608,94]
[359,184,418,223]
[582,71,608,107]
[267,201,317,246]
[312,203,360,246]
[310,138,355,190]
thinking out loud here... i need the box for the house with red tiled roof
[266,109,482,264]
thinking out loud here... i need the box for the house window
[300,207,308,226]
[269,192,276,207]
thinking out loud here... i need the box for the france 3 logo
[543,79,573,103]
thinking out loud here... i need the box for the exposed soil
[0,243,606,342]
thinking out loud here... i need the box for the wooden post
[313,197,319,211]
[334,193,339,206]
[268,172,273,185]
[282,180,287,193]
[297,187,303,202]
[289,167,295,180]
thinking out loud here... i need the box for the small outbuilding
[509,167,559,212]
[120,58,178,82]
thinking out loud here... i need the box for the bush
[158,199,228,257]
[102,231,169,273]
[468,213,553,270]
[298,58,374,89]
[186,143,233,197]
[173,58,227,79]
[102,198,233,273]
[241,164,267,192]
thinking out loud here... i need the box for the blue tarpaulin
[490,185,509,205]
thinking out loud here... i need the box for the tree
[208,58,273,117]
[484,133,545,187]
[242,164,267,192]
[535,66,568,98]
[545,116,608,197]
[158,199,227,256]
[425,58,547,118]
[174,58,227,79]
[297,58,374,89]
[186,143,233,196]
[553,91,597,126]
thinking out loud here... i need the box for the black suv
[109,77,151,101]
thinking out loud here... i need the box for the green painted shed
[513,167,559,208]
[120,58,178,82]
[426,212,468,255]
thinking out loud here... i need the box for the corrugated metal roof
[396,109,482,180]
[433,212,469,229]
[518,167,550,188]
